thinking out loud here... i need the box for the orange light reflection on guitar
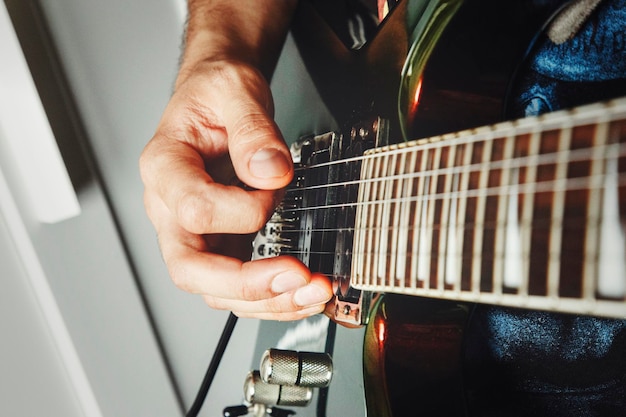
[377,318,386,346]
[408,76,424,127]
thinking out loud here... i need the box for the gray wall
[3,0,182,413]
[10,0,344,414]
[33,0,261,415]
[0,181,84,417]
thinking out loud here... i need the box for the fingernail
[271,271,307,293]
[249,149,290,179]
[294,285,331,307]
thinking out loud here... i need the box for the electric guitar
[251,0,626,416]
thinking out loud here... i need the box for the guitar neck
[351,98,626,318]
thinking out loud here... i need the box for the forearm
[178,0,298,86]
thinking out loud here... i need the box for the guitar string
[271,180,616,259]
[286,143,626,198]
[277,249,521,260]
[275,172,626,215]
[264,156,626,270]
[276,114,622,264]
[290,107,625,175]
[267,110,625,309]
[262,219,590,235]
[273,147,624,235]
[278,104,625,233]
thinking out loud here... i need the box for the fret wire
[416,167,431,285]
[380,152,393,285]
[361,154,380,285]
[361,156,375,285]
[371,155,386,286]
[586,119,610,300]
[284,143,626,197]
[352,156,366,287]
[425,146,442,290]
[423,150,437,288]
[447,145,465,290]
[361,155,375,287]
[493,133,517,296]
[519,130,541,297]
[445,163,460,288]
[389,151,406,286]
[546,125,573,298]
[438,144,456,291]
[503,167,522,291]
[377,153,394,283]
[597,141,626,297]
[360,155,376,286]
[396,149,417,285]
[365,156,382,287]
[411,148,428,288]
[414,150,428,287]
[472,134,493,294]
[455,141,473,292]
[363,154,376,285]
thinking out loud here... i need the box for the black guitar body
[256,0,626,416]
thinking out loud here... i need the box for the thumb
[228,108,294,191]
[219,70,293,191]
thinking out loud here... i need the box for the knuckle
[238,279,264,302]
[176,192,213,233]
[210,61,264,92]
[264,296,287,314]
[245,208,270,233]
[142,191,159,223]
[199,61,268,107]
[138,140,159,183]
[167,259,194,293]
[203,295,226,310]
[229,112,277,148]
[219,199,270,234]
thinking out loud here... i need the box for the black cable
[316,320,337,417]
[186,312,239,417]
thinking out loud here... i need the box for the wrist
[178,0,297,85]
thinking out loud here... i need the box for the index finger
[156,210,314,301]
[141,138,278,234]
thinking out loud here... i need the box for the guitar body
[256,0,626,416]
[362,294,471,417]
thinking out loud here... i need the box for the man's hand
[140,59,333,320]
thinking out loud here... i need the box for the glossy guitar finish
[252,0,626,416]
[363,294,471,417]
[352,100,626,317]
[275,0,574,322]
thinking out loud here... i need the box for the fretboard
[351,98,626,318]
